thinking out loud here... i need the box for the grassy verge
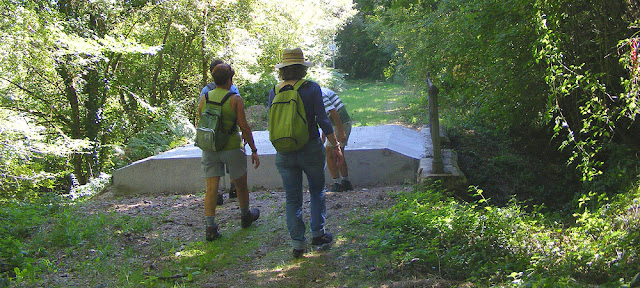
[339,80,424,127]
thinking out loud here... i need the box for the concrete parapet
[417,149,468,193]
[112,125,425,196]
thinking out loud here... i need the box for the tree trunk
[56,63,86,184]
[169,32,196,95]
[83,67,103,178]
[150,17,173,107]
[201,9,209,90]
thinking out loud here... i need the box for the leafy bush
[449,126,582,208]
[0,194,154,284]
[367,183,640,286]
[119,101,195,166]
[0,197,60,278]
[236,73,277,107]
[0,109,81,200]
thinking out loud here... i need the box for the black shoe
[330,182,344,192]
[341,180,353,191]
[217,193,223,205]
[311,233,333,245]
[241,208,260,228]
[228,182,237,198]
[206,224,221,241]
[292,249,305,259]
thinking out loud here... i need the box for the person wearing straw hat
[268,48,344,259]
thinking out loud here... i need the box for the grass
[339,80,421,127]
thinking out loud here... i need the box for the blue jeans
[275,138,327,250]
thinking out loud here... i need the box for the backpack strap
[205,91,238,134]
[222,92,238,134]
[293,79,306,91]
[276,79,307,93]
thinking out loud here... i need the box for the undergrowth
[0,195,156,287]
[366,183,640,287]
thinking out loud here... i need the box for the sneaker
[311,233,333,245]
[228,182,237,199]
[206,224,221,241]
[217,193,224,205]
[292,248,305,259]
[241,207,260,228]
[330,182,344,192]
[341,180,353,191]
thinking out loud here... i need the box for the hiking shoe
[341,180,353,191]
[330,182,344,192]
[217,193,223,205]
[292,249,305,259]
[228,182,237,199]
[206,224,221,241]
[311,233,333,245]
[241,208,260,228]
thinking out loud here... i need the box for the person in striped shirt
[321,87,353,192]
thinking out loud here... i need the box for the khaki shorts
[201,149,247,180]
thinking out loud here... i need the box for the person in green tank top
[197,63,261,241]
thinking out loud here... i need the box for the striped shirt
[321,87,344,112]
[321,87,351,125]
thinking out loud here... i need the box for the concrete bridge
[111,124,465,195]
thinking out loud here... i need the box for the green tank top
[207,88,242,151]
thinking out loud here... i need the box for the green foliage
[360,0,547,130]
[0,196,60,278]
[235,74,277,107]
[367,183,640,286]
[0,0,356,199]
[118,101,195,167]
[335,13,395,79]
[358,0,639,185]
[0,196,154,285]
[449,126,582,207]
[0,109,86,199]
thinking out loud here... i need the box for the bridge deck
[112,125,433,195]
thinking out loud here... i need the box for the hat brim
[275,61,313,69]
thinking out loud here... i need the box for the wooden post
[426,73,443,174]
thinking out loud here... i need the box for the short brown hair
[212,63,234,86]
[209,59,224,72]
[278,64,307,81]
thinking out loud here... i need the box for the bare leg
[233,171,260,228]
[338,151,349,177]
[325,146,340,179]
[205,176,221,217]
[232,172,250,210]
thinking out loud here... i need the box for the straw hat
[275,48,312,69]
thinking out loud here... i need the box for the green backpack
[268,80,309,152]
[195,91,236,152]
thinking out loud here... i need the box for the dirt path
[40,184,432,287]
